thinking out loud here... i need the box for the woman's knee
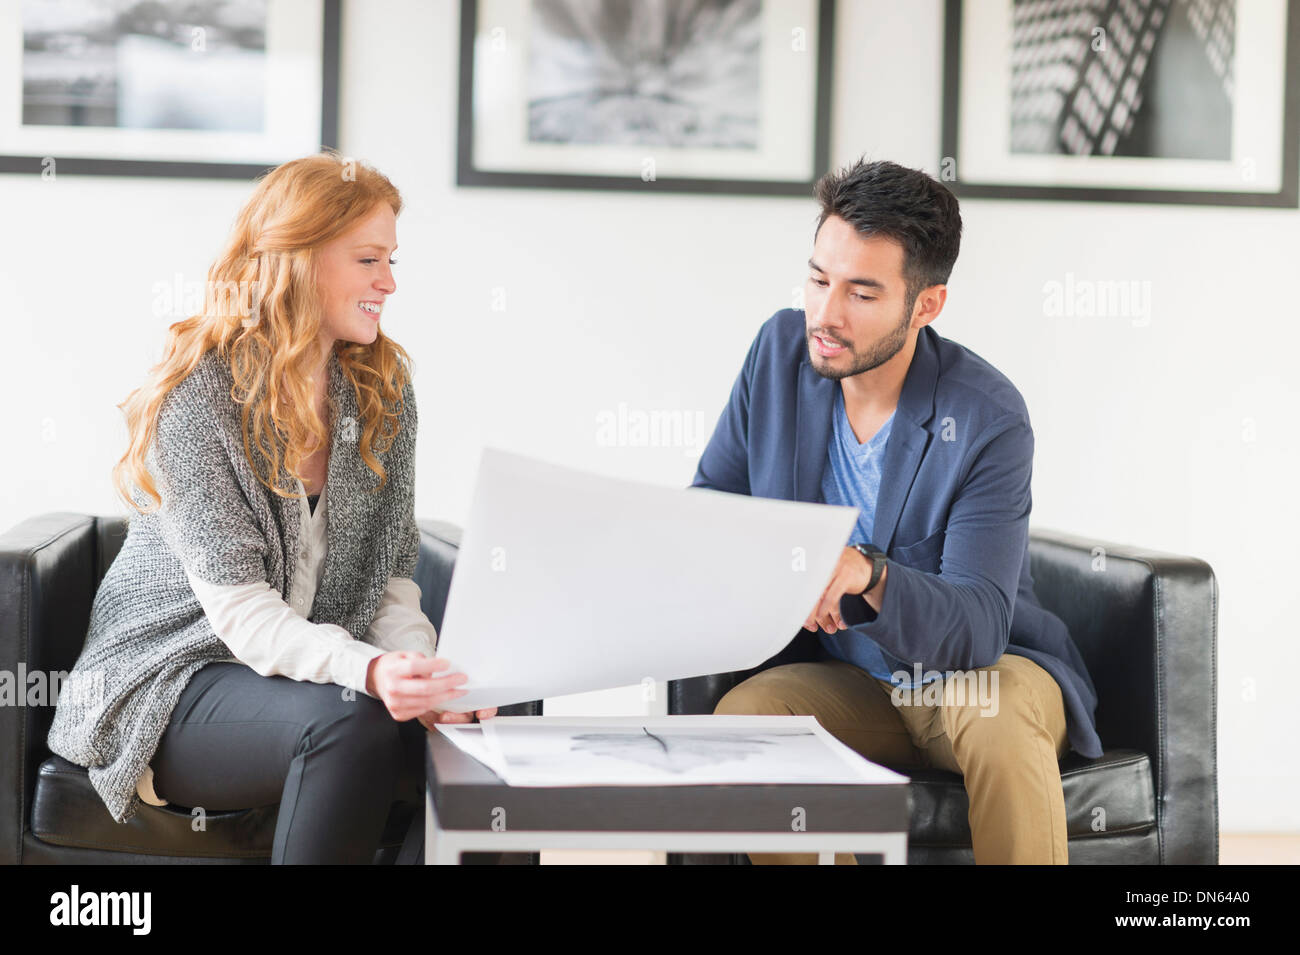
[294,685,400,755]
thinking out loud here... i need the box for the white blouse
[135,477,438,807]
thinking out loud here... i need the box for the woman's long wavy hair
[114,150,413,516]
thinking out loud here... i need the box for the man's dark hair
[814,158,962,316]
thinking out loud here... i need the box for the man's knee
[714,680,785,716]
[713,664,826,716]
[940,659,1059,751]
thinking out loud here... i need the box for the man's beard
[807,304,912,381]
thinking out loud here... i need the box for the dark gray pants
[150,662,426,864]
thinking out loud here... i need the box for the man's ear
[911,284,947,328]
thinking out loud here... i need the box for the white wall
[1,0,1294,830]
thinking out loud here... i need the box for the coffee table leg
[425,792,461,865]
[818,835,907,864]
[881,833,908,864]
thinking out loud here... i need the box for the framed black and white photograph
[0,0,340,178]
[456,0,834,195]
[942,0,1300,206]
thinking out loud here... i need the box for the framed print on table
[942,0,1300,207]
[0,0,340,179]
[456,0,835,196]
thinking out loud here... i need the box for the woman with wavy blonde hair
[47,150,493,864]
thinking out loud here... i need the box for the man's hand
[416,707,498,731]
[803,546,884,633]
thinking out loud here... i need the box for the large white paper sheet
[477,715,910,787]
[434,724,508,777]
[433,449,859,712]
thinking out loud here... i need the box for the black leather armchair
[0,513,539,864]
[668,528,1219,864]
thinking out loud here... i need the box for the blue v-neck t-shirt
[818,388,932,687]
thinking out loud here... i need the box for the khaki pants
[714,653,1070,865]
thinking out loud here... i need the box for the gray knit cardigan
[46,347,420,823]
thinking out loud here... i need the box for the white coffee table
[423,728,910,864]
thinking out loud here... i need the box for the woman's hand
[416,707,497,731]
[364,651,468,721]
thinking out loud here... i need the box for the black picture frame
[456,0,835,196]
[941,0,1300,207]
[0,0,340,180]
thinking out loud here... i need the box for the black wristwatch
[850,544,888,596]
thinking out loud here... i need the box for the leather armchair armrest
[1026,527,1218,863]
[0,513,101,865]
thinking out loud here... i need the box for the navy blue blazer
[692,309,1102,759]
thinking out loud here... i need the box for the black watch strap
[850,544,888,595]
